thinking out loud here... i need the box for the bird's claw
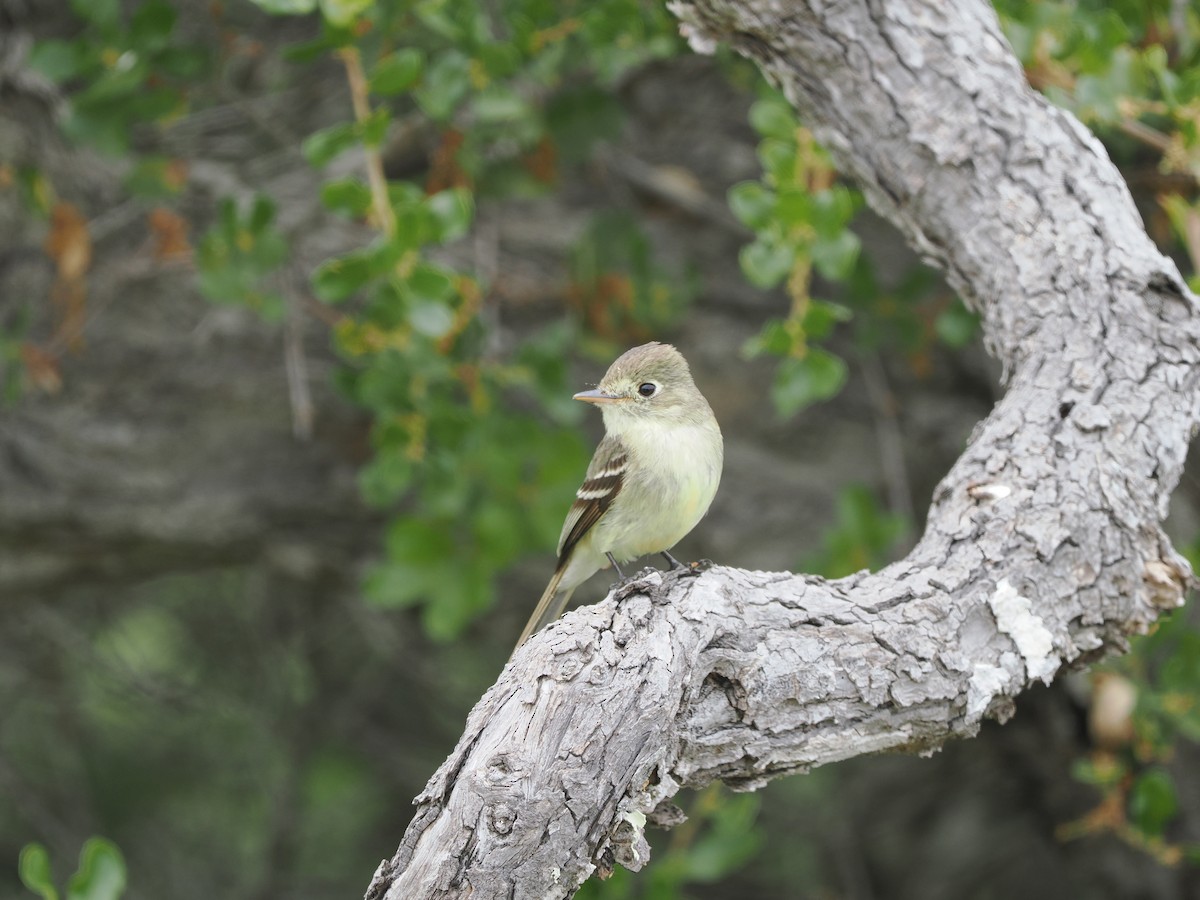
[676,558,713,577]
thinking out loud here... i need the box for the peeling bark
[367,1,1200,898]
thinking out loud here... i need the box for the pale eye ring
[638,382,658,397]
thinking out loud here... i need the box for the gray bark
[369,0,1200,897]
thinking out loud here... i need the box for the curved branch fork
[369,1,1200,897]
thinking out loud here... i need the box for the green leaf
[803,299,852,340]
[757,138,797,185]
[196,194,289,317]
[19,844,58,900]
[388,181,426,210]
[774,188,812,228]
[1129,768,1177,837]
[425,188,473,242]
[28,40,83,82]
[407,263,455,304]
[409,302,455,337]
[385,516,455,562]
[360,107,391,147]
[65,839,126,900]
[72,63,150,106]
[312,250,378,302]
[810,187,858,236]
[728,182,776,229]
[771,349,847,417]
[129,1,177,48]
[749,98,797,141]
[358,451,413,506]
[364,560,437,608]
[62,109,127,156]
[404,264,456,336]
[246,0,317,13]
[369,48,424,95]
[156,47,209,79]
[414,0,466,42]
[320,178,373,217]
[743,319,795,358]
[472,87,533,123]
[283,33,339,63]
[70,0,119,29]
[739,235,795,289]
[248,194,277,233]
[302,122,358,167]
[415,51,470,120]
[421,562,491,641]
[317,0,372,26]
[472,501,524,562]
[934,300,980,348]
[811,230,860,281]
[1074,46,1146,123]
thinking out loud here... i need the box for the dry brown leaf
[43,202,91,353]
[149,207,192,260]
[44,202,91,281]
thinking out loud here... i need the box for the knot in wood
[553,653,585,681]
[484,752,524,787]
[486,803,516,836]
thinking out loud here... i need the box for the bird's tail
[511,567,577,657]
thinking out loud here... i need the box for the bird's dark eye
[638,382,658,397]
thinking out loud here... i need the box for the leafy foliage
[196,196,289,321]
[19,839,127,900]
[254,0,694,633]
[28,0,205,155]
[732,92,860,416]
[732,87,978,415]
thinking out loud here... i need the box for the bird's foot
[661,551,714,579]
[669,558,713,580]
[661,550,686,570]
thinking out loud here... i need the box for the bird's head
[574,342,711,428]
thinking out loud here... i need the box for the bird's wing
[556,433,627,564]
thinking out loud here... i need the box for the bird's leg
[606,551,627,582]
[663,550,711,581]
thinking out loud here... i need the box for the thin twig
[1117,117,1172,154]
[337,46,397,239]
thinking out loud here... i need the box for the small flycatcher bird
[513,342,723,650]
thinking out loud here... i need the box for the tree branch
[366,1,1200,897]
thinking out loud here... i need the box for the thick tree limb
[366,1,1200,897]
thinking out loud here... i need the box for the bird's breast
[597,419,722,560]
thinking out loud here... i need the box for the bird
[513,341,723,651]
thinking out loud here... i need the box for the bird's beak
[573,389,625,404]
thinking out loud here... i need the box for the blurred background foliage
[2,0,1200,897]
